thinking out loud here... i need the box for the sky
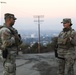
[0,0,76,31]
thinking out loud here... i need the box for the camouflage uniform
[0,13,21,75]
[57,18,76,75]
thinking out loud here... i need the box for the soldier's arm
[1,28,15,48]
[70,31,76,46]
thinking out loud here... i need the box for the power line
[34,15,44,53]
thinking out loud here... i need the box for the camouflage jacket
[57,27,76,49]
[0,24,21,50]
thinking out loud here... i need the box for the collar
[63,27,72,32]
[3,23,12,29]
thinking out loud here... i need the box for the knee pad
[4,62,16,73]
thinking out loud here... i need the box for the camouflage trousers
[57,49,76,75]
[3,52,16,75]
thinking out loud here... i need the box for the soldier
[57,18,76,75]
[0,13,21,75]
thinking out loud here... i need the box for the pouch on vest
[58,38,67,45]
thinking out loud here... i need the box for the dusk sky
[0,0,76,31]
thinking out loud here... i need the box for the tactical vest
[0,26,21,48]
[58,29,75,48]
[0,25,21,58]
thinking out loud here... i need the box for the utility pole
[34,15,44,53]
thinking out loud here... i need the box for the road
[0,52,76,75]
